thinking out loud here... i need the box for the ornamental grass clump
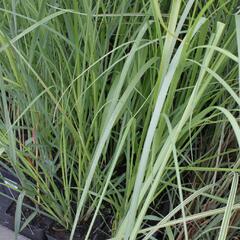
[0,1,240,239]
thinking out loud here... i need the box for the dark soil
[46,211,112,240]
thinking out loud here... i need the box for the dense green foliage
[0,0,240,239]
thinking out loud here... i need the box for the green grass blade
[217,173,239,240]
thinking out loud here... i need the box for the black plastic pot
[0,168,112,240]
[0,168,19,201]
[45,235,55,240]
[0,168,52,240]
[46,232,70,240]
[46,235,56,240]
[0,167,20,217]
[45,224,81,240]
